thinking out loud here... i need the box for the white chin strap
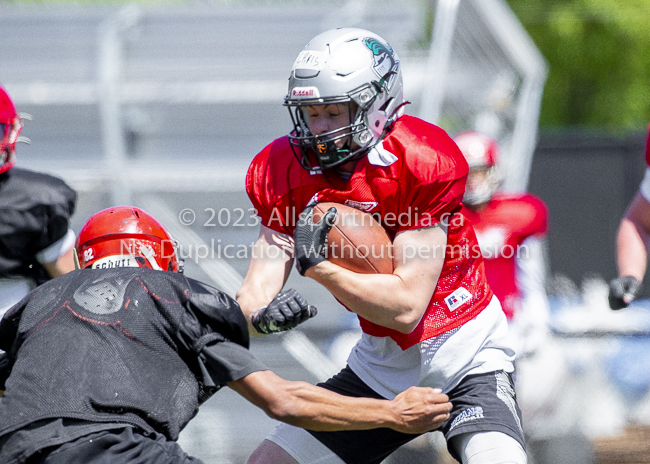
[139,245,162,271]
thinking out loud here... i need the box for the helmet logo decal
[91,255,140,270]
[291,87,320,99]
[317,142,327,154]
[363,38,399,89]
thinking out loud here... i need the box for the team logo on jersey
[344,200,378,212]
[444,287,472,311]
[363,37,400,90]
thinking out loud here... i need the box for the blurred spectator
[0,84,77,318]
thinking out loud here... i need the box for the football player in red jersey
[456,131,551,358]
[0,206,452,463]
[456,133,561,461]
[609,125,650,309]
[0,84,77,319]
[239,28,526,464]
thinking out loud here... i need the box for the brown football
[312,202,393,274]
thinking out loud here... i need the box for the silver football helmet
[285,28,405,172]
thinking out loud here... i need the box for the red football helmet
[454,131,499,168]
[0,85,22,175]
[454,131,501,206]
[76,206,181,272]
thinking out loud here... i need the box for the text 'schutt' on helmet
[454,131,502,206]
[285,28,405,172]
[76,206,181,272]
[0,85,22,175]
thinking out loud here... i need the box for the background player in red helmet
[457,131,557,463]
[0,84,77,318]
[456,131,551,358]
[0,206,452,464]
[240,28,526,464]
[609,124,650,309]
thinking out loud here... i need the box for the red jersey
[461,193,548,319]
[247,115,493,350]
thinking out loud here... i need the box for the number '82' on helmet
[285,28,405,172]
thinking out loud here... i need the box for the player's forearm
[616,194,650,281]
[237,280,274,324]
[237,227,295,332]
[617,219,648,281]
[266,381,450,433]
[231,371,451,434]
[42,247,76,278]
[269,381,398,431]
[306,261,427,333]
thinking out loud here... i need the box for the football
[312,202,393,274]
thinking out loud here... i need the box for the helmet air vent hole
[378,97,393,112]
[295,69,320,79]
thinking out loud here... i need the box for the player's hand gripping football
[294,205,337,276]
[608,276,642,310]
[389,387,452,434]
[251,289,317,334]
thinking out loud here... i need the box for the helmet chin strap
[139,245,162,271]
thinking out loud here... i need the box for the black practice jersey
[0,167,76,282]
[0,268,267,449]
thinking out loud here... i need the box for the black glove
[294,205,337,276]
[251,289,317,334]
[608,276,642,310]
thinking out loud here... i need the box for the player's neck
[336,159,359,180]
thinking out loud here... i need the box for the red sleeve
[521,194,549,238]
[245,141,293,236]
[395,126,468,232]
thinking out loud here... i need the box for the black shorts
[25,427,203,464]
[307,366,525,464]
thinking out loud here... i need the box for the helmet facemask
[463,166,501,206]
[287,84,382,170]
[454,131,502,207]
[0,118,21,174]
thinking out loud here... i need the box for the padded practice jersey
[247,115,493,350]
[0,167,76,282]
[0,268,266,460]
[462,194,548,320]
